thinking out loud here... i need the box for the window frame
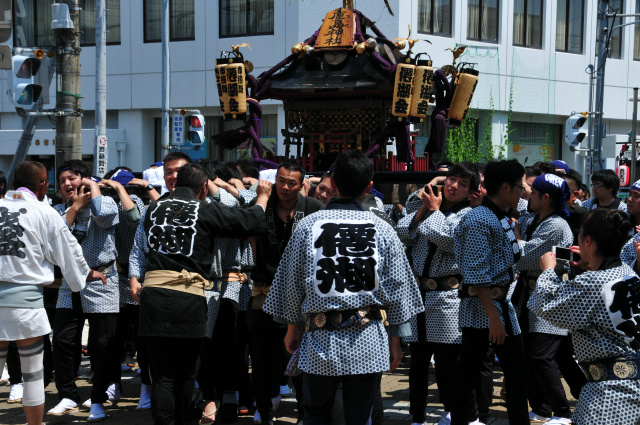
[555,0,584,54]
[467,0,500,44]
[608,0,624,59]
[513,0,544,49]
[79,0,122,47]
[218,0,275,39]
[143,0,195,44]
[417,0,453,38]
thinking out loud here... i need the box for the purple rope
[352,9,388,39]
[253,158,280,169]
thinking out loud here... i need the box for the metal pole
[632,88,639,183]
[94,0,107,176]
[55,0,83,169]
[593,0,610,172]
[161,0,170,158]
[586,64,594,181]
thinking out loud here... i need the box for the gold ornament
[365,38,378,49]
[395,40,407,50]
[356,43,367,54]
[244,60,254,73]
[291,43,303,55]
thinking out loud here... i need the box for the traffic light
[188,114,205,149]
[10,52,49,109]
[564,113,588,147]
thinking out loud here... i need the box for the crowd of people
[0,152,639,425]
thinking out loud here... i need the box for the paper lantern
[391,62,415,118]
[409,59,434,120]
[449,68,479,127]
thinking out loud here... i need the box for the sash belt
[143,269,212,298]
[421,275,462,292]
[579,353,640,382]
[306,306,383,332]
[251,280,270,310]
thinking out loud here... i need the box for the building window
[514,0,543,48]
[80,0,121,46]
[556,0,583,53]
[467,0,499,43]
[144,0,195,43]
[417,0,452,37]
[219,0,274,38]
[635,0,640,60]
[13,0,54,47]
[609,0,624,58]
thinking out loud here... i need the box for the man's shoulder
[298,194,325,213]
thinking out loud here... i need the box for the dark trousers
[302,372,380,425]
[53,308,119,403]
[115,303,150,385]
[249,324,287,420]
[409,341,478,423]
[556,335,586,400]
[235,310,254,408]
[526,332,572,418]
[146,336,203,425]
[477,346,495,424]
[197,299,241,402]
[451,328,529,425]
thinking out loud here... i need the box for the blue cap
[111,169,135,185]
[150,162,163,167]
[551,160,570,175]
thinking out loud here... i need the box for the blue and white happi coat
[454,203,520,335]
[516,212,573,336]
[116,195,145,305]
[55,196,120,313]
[528,261,640,425]
[621,232,640,269]
[263,199,424,376]
[397,204,472,344]
[581,197,628,213]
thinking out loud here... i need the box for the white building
[0,0,638,179]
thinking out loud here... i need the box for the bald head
[13,161,48,201]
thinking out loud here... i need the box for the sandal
[200,400,218,424]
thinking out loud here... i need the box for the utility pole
[632,88,638,183]
[94,0,107,176]
[161,0,170,158]
[592,0,610,173]
[55,0,83,167]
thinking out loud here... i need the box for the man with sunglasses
[581,169,627,212]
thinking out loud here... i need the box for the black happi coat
[139,187,266,338]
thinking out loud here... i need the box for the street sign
[172,114,185,145]
[95,134,108,177]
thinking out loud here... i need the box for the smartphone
[552,246,581,262]
[432,185,444,196]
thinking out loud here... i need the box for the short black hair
[532,161,556,174]
[176,162,207,195]
[163,151,192,165]
[524,165,542,179]
[0,170,6,196]
[447,161,481,192]
[13,161,46,193]
[57,159,89,180]
[484,159,526,197]
[235,159,259,180]
[568,169,583,189]
[591,169,619,195]
[562,173,580,193]
[277,159,305,184]
[333,150,373,199]
[580,183,590,197]
[581,209,632,257]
